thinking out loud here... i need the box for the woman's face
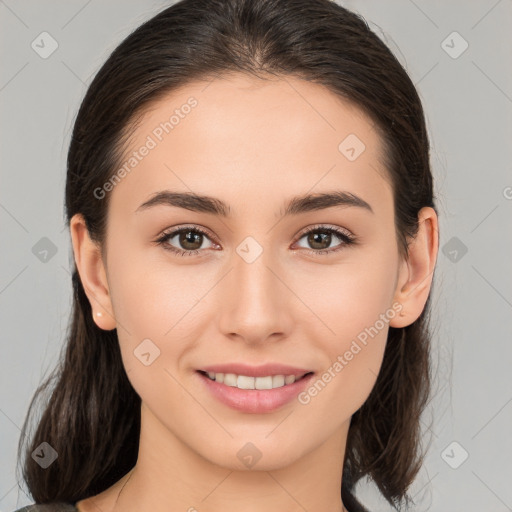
[86,74,415,470]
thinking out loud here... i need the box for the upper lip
[198,363,314,378]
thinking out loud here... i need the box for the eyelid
[295,223,353,240]
[157,224,217,243]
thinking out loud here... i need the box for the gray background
[1,1,511,511]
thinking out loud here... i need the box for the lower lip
[197,371,315,414]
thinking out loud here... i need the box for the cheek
[109,261,199,414]
[107,248,226,409]
[294,253,397,415]
[296,247,398,343]
[107,243,211,339]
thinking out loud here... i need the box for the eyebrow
[135,190,374,216]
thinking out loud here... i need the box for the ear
[69,213,116,331]
[390,206,439,328]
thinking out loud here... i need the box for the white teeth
[285,375,296,385]
[204,371,303,389]
[272,375,285,387]
[237,375,255,389]
[223,373,237,387]
[255,376,273,390]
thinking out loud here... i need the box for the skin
[71,74,438,512]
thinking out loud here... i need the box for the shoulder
[12,503,77,512]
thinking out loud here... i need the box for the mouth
[197,370,314,390]
[196,369,316,414]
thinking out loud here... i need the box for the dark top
[14,494,369,512]
[13,505,78,511]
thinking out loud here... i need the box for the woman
[15,0,439,511]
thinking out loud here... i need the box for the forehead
[109,73,392,218]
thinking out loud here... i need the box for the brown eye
[156,226,215,256]
[306,230,333,250]
[295,225,356,255]
[178,230,204,251]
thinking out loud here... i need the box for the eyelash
[154,224,357,257]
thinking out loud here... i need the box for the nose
[217,243,294,345]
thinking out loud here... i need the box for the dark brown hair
[17,0,438,510]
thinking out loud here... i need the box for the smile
[199,370,312,390]
[196,370,315,413]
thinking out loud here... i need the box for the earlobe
[389,207,439,328]
[70,213,117,331]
